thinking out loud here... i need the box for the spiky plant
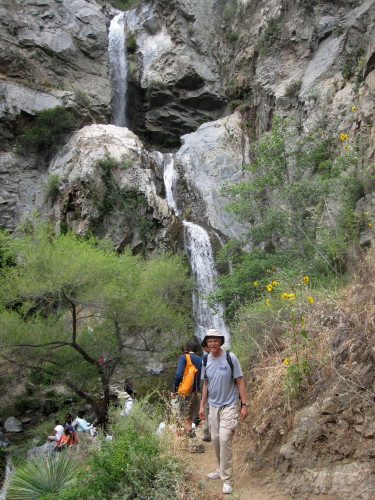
[6,452,80,499]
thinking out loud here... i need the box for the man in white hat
[199,329,249,495]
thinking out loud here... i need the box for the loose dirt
[181,426,338,500]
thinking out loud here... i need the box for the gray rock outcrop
[125,0,227,144]
[0,0,111,139]
[39,124,182,251]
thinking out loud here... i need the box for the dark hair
[185,340,198,353]
[77,410,85,418]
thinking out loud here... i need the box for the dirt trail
[183,427,337,500]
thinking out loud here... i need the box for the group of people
[47,411,96,451]
[171,328,249,495]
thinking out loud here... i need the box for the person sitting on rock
[72,411,95,433]
[47,419,64,442]
[55,426,74,451]
[64,413,78,444]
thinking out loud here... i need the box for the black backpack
[202,350,234,378]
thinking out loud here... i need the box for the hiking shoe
[188,429,196,438]
[207,472,220,480]
[222,482,233,494]
[201,436,212,442]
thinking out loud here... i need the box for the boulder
[4,416,22,433]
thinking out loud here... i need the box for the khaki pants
[209,405,239,481]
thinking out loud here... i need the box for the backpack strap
[203,351,234,378]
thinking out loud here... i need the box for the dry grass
[231,247,375,466]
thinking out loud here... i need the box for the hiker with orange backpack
[170,339,202,437]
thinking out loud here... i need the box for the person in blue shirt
[170,339,202,437]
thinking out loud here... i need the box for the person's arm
[199,379,208,420]
[235,376,249,420]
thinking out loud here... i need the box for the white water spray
[108,12,128,127]
[163,156,229,345]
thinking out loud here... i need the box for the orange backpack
[177,353,198,396]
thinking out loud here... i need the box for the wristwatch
[241,402,250,407]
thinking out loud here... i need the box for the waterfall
[108,12,128,127]
[163,153,180,216]
[163,156,230,345]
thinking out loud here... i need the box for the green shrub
[258,19,282,55]
[341,47,365,80]
[18,107,76,153]
[14,397,40,414]
[57,401,183,499]
[226,31,239,42]
[43,174,60,200]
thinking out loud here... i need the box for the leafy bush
[258,19,282,55]
[214,115,363,317]
[18,106,76,153]
[43,174,60,200]
[57,401,183,499]
[226,31,239,42]
[14,397,40,414]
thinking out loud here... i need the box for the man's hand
[170,392,177,399]
[199,405,205,421]
[240,405,248,420]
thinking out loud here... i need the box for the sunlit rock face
[37,124,183,252]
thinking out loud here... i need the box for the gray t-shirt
[201,350,243,407]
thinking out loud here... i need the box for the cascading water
[162,155,230,345]
[108,12,128,127]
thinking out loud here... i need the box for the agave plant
[7,452,80,499]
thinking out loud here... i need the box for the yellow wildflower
[364,212,370,216]
[301,317,306,326]
[287,293,296,300]
[359,93,363,97]
[266,284,273,291]
[351,106,357,112]
[281,293,289,299]
[302,276,309,283]
[283,358,290,365]
[272,280,278,286]
[253,281,258,286]
[307,296,314,303]
[265,269,270,273]
[368,223,372,227]
[265,298,271,306]
[343,144,349,151]
[340,133,346,141]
